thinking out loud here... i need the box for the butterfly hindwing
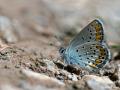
[65,42,111,72]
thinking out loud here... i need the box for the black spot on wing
[79,55,81,57]
[76,49,78,52]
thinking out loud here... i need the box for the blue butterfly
[59,19,111,72]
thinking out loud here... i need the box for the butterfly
[59,19,111,72]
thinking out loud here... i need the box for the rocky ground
[0,0,120,90]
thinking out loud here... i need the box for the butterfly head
[59,47,66,57]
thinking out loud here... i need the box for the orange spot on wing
[96,33,101,36]
[96,35,103,41]
[101,52,106,55]
[95,24,101,32]
[95,59,102,64]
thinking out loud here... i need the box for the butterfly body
[60,19,111,72]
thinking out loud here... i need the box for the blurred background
[0,0,120,44]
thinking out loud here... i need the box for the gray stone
[83,75,117,90]
[0,16,18,43]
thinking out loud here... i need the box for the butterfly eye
[59,47,65,54]
[61,50,64,53]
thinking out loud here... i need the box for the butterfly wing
[69,19,104,49]
[65,41,111,72]
[63,19,111,72]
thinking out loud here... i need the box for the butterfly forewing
[69,19,104,49]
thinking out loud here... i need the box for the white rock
[68,74,78,81]
[83,75,115,90]
[21,69,65,86]
[43,59,56,72]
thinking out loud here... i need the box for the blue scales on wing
[62,19,111,72]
